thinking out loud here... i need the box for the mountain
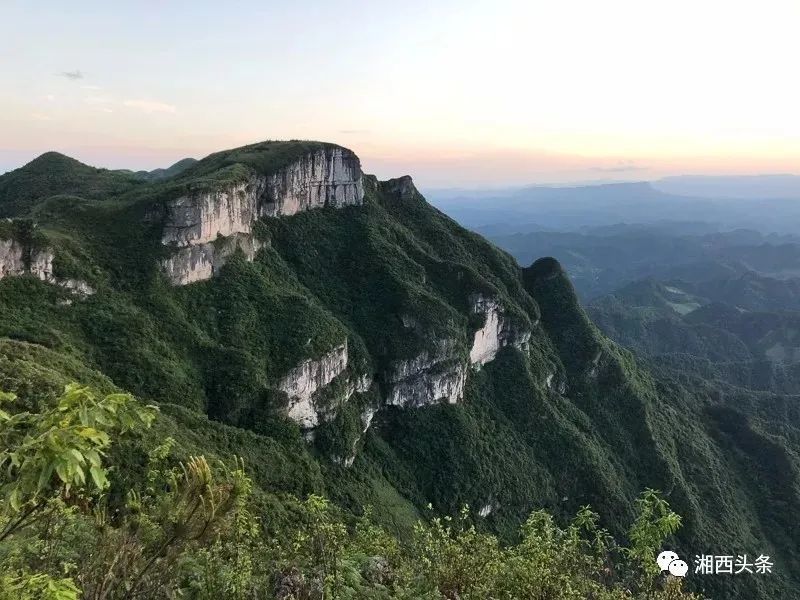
[654,174,800,199]
[588,279,800,395]
[129,157,199,181]
[1,141,799,598]
[0,151,143,217]
[429,180,800,235]
[479,224,800,300]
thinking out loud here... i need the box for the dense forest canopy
[0,142,797,598]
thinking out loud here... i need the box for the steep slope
[1,141,799,598]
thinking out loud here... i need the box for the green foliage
[0,572,80,600]
[76,454,251,599]
[0,385,156,532]
[1,140,799,598]
[0,152,142,218]
[412,506,502,598]
[628,489,683,578]
[0,381,700,599]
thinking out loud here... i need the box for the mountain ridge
[1,140,798,598]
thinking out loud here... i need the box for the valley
[1,142,799,598]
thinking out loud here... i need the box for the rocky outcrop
[384,299,531,409]
[28,248,54,281]
[545,372,566,394]
[0,236,95,301]
[162,234,262,285]
[161,179,265,248]
[587,350,603,379]
[479,501,500,518]
[58,279,95,297]
[386,340,467,407]
[0,238,53,281]
[159,147,364,284]
[261,147,364,216]
[279,343,349,428]
[469,295,531,367]
[381,175,417,200]
[277,341,366,429]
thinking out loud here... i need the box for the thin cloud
[45,95,55,102]
[339,129,370,134]
[123,99,176,114]
[58,70,83,80]
[30,112,53,121]
[81,84,102,90]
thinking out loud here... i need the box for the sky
[1,0,799,187]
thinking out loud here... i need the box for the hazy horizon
[2,0,799,187]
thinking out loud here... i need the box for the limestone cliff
[385,340,467,408]
[161,179,264,248]
[278,341,362,429]
[469,295,531,367]
[260,147,364,217]
[0,234,94,300]
[160,147,364,284]
[0,237,53,281]
[275,297,533,435]
[162,234,262,286]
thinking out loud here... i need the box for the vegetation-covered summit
[1,141,798,598]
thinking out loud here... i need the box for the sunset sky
[2,0,799,187]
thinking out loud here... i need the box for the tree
[0,384,157,598]
[0,384,157,541]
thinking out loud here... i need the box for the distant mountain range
[428,178,800,234]
[654,174,800,199]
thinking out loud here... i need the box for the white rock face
[360,405,377,432]
[162,178,265,248]
[58,279,95,296]
[0,237,95,300]
[29,249,54,281]
[386,341,467,407]
[587,350,603,379]
[162,234,262,285]
[0,239,53,281]
[261,147,364,217]
[0,238,27,279]
[545,372,566,394]
[278,342,350,429]
[160,147,364,284]
[383,297,532,408]
[469,295,530,367]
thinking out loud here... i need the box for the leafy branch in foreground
[78,451,251,600]
[0,382,699,599]
[0,384,157,541]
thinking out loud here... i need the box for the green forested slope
[0,142,798,598]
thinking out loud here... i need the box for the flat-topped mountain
[1,140,798,598]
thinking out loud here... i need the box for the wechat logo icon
[657,550,688,577]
